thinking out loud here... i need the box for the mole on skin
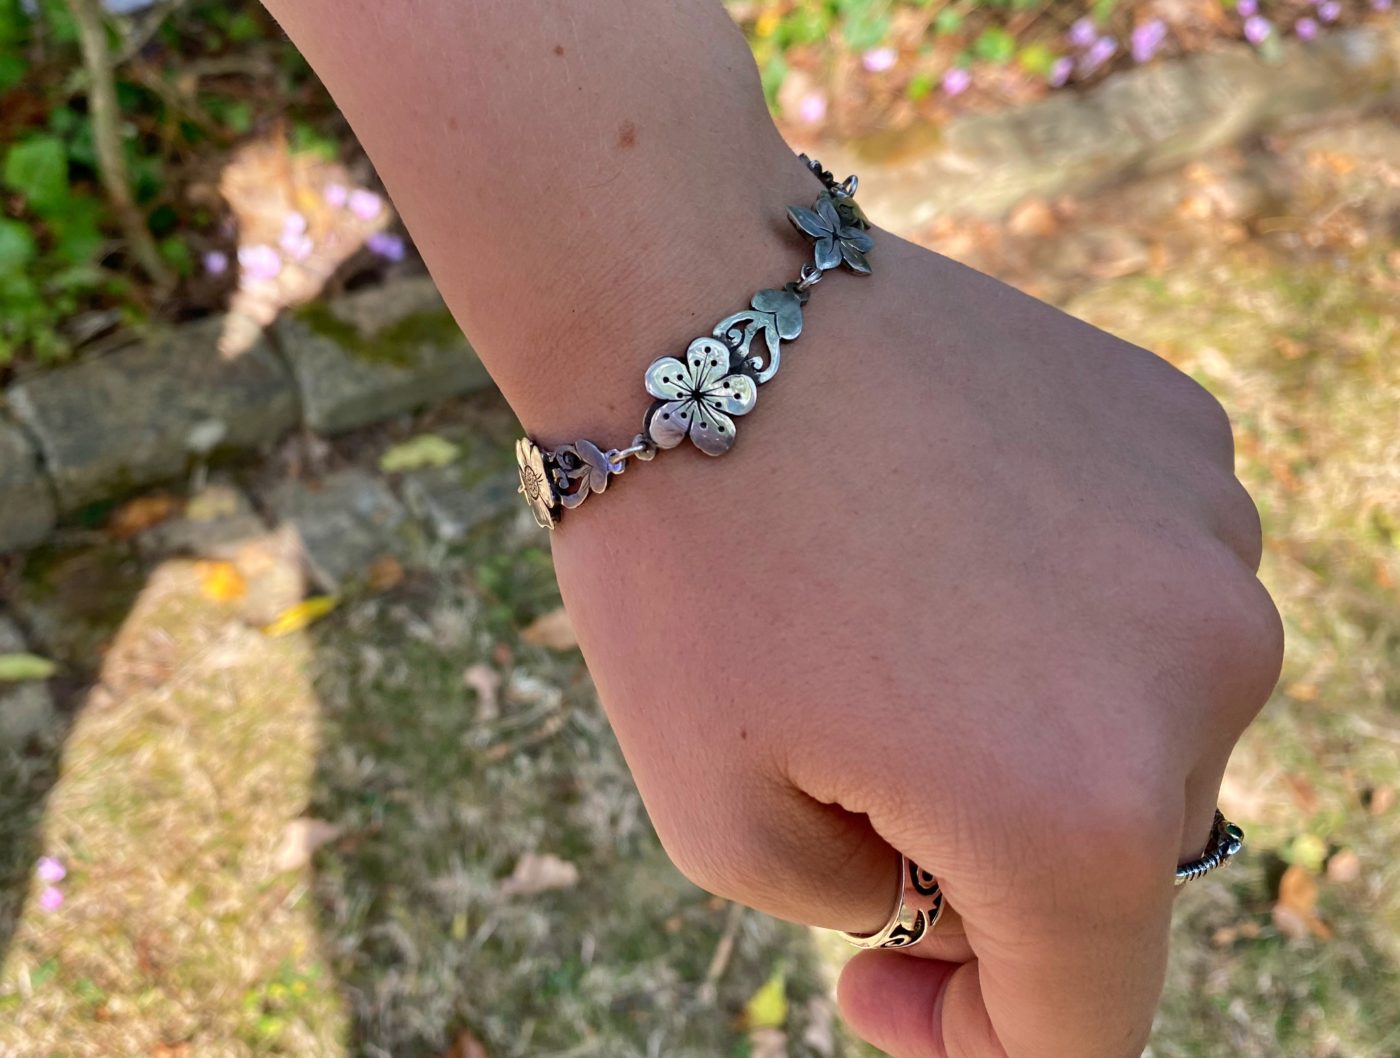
[553,43,565,56]
[618,120,638,149]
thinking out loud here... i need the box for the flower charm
[516,437,559,529]
[644,338,757,456]
[788,191,875,275]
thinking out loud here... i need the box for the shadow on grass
[0,438,848,1056]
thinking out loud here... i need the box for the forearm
[259,0,817,439]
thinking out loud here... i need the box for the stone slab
[136,480,268,560]
[0,414,57,553]
[0,614,57,747]
[6,318,298,511]
[267,470,410,591]
[276,276,491,436]
[401,466,519,542]
[814,26,1400,227]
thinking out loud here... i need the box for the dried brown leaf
[498,852,579,898]
[437,1029,490,1058]
[110,494,183,539]
[520,607,578,651]
[366,554,405,593]
[1326,848,1361,884]
[272,818,342,873]
[1272,864,1332,941]
[463,663,501,723]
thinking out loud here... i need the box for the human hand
[546,230,1282,1057]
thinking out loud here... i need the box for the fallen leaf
[743,967,788,1031]
[498,852,579,898]
[1283,833,1328,874]
[366,554,405,592]
[379,434,461,473]
[1326,848,1361,884]
[520,607,578,651]
[463,663,501,722]
[437,1029,490,1058]
[0,653,57,682]
[1282,773,1318,814]
[748,1028,788,1058]
[196,560,247,603]
[272,818,342,873]
[109,494,182,538]
[261,596,339,637]
[1272,865,1332,941]
[1368,784,1395,816]
[1007,198,1058,237]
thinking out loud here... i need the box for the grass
[2,114,1398,1058]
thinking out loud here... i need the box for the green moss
[295,301,464,368]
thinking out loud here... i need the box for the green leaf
[3,135,69,213]
[378,434,462,473]
[48,193,104,266]
[933,8,963,34]
[0,653,58,682]
[1017,41,1057,77]
[0,52,25,92]
[0,218,36,275]
[973,26,1016,64]
[906,71,936,101]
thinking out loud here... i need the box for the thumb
[838,953,1006,1058]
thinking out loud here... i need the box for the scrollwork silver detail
[712,286,807,383]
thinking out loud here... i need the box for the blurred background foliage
[0,0,1390,371]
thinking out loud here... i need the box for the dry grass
[2,114,1398,1058]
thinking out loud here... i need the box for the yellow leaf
[0,653,57,682]
[379,434,461,473]
[743,967,788,1031]
[197,560,247,603]
[261,596,339,637]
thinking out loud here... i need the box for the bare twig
[697,901,746,1006]
[64,0,174,291]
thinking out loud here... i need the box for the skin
[258,2,1284,1055]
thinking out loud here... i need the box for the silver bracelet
[515,154,873,529]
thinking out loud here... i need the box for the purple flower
[36,857,65,884]
[1078,35,1118,75]
[323,183,349,208]
[237,244,282,282]
[797,91,827,125]
[942,67,972,97]
[278,212,313,261]
[1237,0,1258,16]
[1373,0,1393,12]
[1048,55,1075,87]
[1295,15,1319,37]
[1131,19,1168,62]
[1316,0,1341,20]
[202,250,228,276]
[348,189,383,221]
[38,886,63,912]
[366,231,406,262]
[1068,16,1098,47]
[1244,15,1273,43]
[862,47,897,73]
